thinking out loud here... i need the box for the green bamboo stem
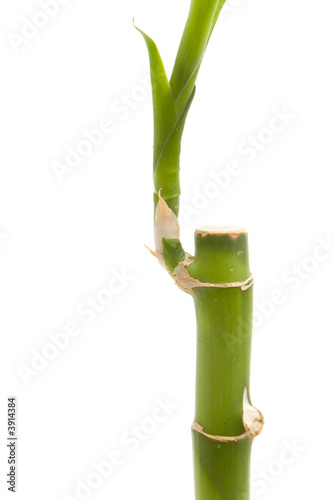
[188,227,255,500]
[192,436,252,500]
[136,1,263,498]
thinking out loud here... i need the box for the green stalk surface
[189,230,254,500]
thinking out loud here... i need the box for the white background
[1,0,332,499]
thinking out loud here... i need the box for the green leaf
[162,238,186,272]
[136,0,226,218]
[135,25,178,167]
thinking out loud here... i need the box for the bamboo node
[172,257,254,294]
[191,416,264,443]
[191,388,264,442]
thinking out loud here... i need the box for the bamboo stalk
[189,227,260,500]
[136,1,263,498]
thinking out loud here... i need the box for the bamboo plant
[136,1,264,499]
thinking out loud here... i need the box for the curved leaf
[135,25,178,166]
